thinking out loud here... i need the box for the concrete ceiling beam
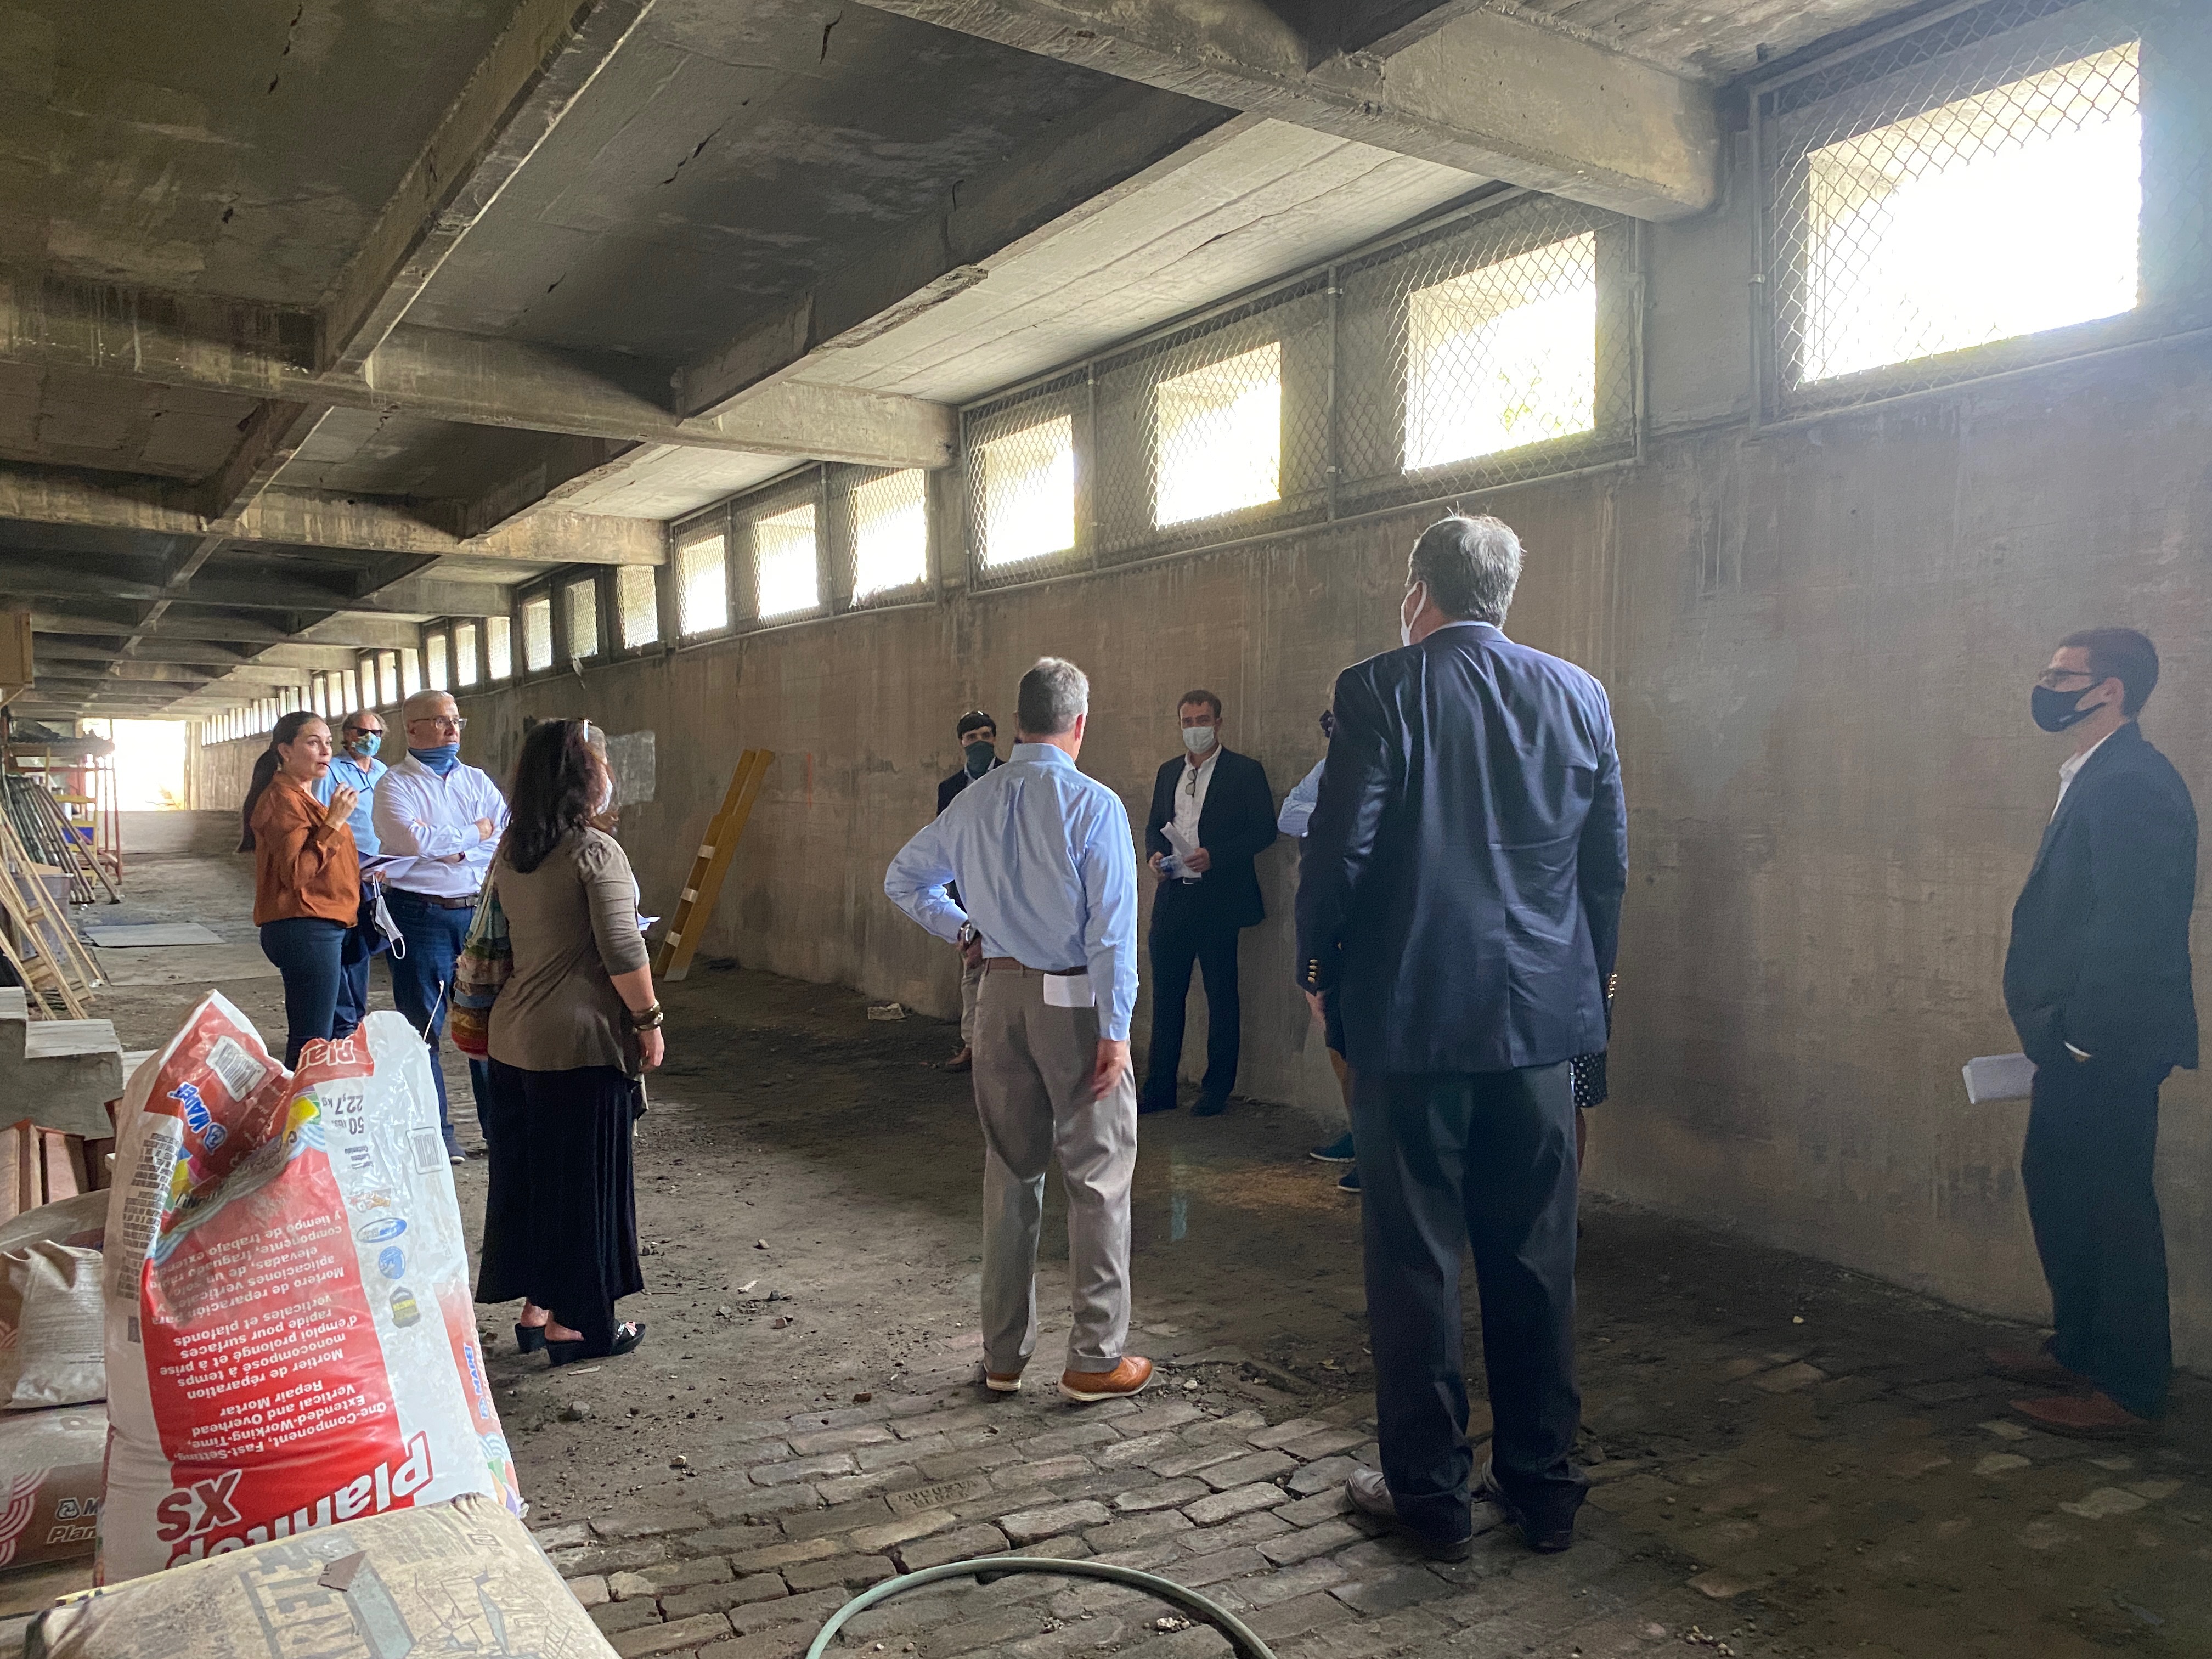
[847,0,1720,220]
[321,0,657,376]
[0,556,507,619]
[0,276,957,473]
[675,81,1233,419]
[0,461,662,564]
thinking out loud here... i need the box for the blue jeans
[258,918,347,1070]
[335,951,370,1037]
[382,888,492,1150]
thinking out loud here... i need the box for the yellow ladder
[653,749,774,982]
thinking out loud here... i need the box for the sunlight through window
[1154,343,1282,527]
[565,579,600,661]
[1406,233,1597,472]
[978,416,1074,567]
[486,615,512,680]
[1801,44,2141,383]
[678,533,727,636]
[522,595,553,673]
[754,503,820,619]
[851,470,929,600]
[618,565,659,647]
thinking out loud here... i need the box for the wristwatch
[627,1002,664,1031]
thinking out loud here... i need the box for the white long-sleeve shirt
[371,755,509,898]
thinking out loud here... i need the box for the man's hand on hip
[1092,1039,1130,1099]
[960,936,984,969]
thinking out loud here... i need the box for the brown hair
[1178,689,1222,720]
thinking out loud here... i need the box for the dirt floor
[21,850,2212,1656]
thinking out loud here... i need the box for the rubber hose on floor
[805,1555,1280,1659]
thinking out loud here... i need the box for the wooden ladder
[652,749,774,982]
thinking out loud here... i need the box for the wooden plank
[0,1124,20,1222]
[40,1131,77,1202]
[12,1121,37,1214]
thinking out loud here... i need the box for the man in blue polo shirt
[313,707,388,1039]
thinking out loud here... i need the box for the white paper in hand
[1962,1053,2036,1104]
[1161,823,1199,866]
[1042,971,1096,1009]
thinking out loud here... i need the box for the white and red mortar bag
[97,995,521,1582]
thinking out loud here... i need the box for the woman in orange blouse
[239,712,363,1067]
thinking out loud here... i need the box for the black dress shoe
[548,1321,646,1366]
[1479,1459,1575,1554]
[1137,1096,1179,1115]
[1345,1466,1472,1562]
[1192,1093,1228,1118]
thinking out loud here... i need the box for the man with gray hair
[885,657,1150,1403]
[1298,515,1627,1558]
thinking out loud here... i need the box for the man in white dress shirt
[373,690,509,1160]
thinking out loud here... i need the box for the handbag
[448,868,511,1060]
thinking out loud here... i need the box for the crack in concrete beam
[847,0,1719,219]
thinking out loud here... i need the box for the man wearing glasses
[314,709,389,1040]
[1997,628,2196,1437]
[373,690,510,1161]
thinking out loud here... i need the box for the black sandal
[547,1321,646,1366]
[515,1322,548,1355]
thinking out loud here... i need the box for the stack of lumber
[0,1119,106,1215]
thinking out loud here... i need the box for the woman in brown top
[240,712,362,1068]
[475,719,663,1364]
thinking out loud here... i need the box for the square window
[1406,232,1598,472]
[453,623,479,687]
[618,565,660,647]
[977,415,1075,568]
[851,471,929,600]
[1154,342,1282,527]
[565,579,601,661]
[426,633,449,692]
[678,533,728,636]
[753,503,819,619]
[1796,43,2140,385]
[522,594,554,673]
[486,615,512,680]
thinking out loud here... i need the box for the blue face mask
[410,743,461,776]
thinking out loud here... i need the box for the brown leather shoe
[944,1046,973,1073]
[2011,1390,2157,1439]
[1058,1356,1153,1403]
[1986,1346,2086,1385]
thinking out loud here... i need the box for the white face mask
[1182,725,1217,756]
[1400,583,1425,649]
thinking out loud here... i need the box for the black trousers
[2021,1054,2171,1419]
[475,1060,645,1353]
[1142,893,1243,1107]
[1355,1062,1584,1542]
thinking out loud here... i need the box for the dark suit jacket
[2004,721,2198,1071]
[937,757,1002,816]
[1143,747,1277,932]
[1296,621,1627,1076]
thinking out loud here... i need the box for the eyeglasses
[2033,669,2100,691]
[409,715,466,732]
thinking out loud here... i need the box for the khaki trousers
[972,966,1136,1375]
[958,952,985,1046]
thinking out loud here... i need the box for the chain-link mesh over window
[521,593,554,674]
[1760,0,2209,412]
[486,614,512,681]
[675,531,727,637]
[964,376,1082,584]
[844,467,930,605]
[617,565,658,649]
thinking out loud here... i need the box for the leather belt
[392,891,480,910]
[982,957,1085,976]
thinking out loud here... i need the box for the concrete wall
[188,50,2212,1369]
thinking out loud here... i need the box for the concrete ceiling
[0,0,1923,720]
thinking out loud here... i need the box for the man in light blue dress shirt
[312,708,388,1039]
[885,657,1151,1405]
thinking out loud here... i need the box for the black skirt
[476,1059,644,1352]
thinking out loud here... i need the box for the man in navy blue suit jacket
[1297,514,1626,1559]
[1996,628,2196,1437]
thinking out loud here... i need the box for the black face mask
[2031,682,2106,733]
[963,740,996,777]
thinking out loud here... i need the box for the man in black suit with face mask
[1997,627,2196,1438]
[1139,691,1276,1118]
